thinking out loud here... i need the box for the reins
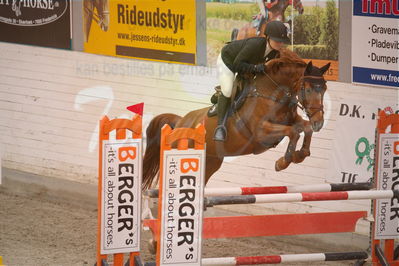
[247,73,326,119]
[247,72,296,105]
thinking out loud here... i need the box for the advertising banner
[84,0,197,64]
[159,149,205,266]
[101,138,142,254]
[327,97,399,184]
[375,133,399,239]
[0,0,71,49]
[206,1,339,80]
[352,0,399,88]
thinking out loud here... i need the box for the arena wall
[0,42,397,234]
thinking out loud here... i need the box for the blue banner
[353,66,399,87]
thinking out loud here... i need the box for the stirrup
[213,125,227,142]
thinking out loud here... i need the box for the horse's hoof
[275,157,289,171]
[292,149,311,163]
[148,239,157,254]
[292,151,305,164]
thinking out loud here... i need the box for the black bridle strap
[298,75,326,118]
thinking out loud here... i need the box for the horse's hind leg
[205,155,224,185]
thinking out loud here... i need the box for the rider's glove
[253,64,266,74]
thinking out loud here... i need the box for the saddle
[207,76,253,118]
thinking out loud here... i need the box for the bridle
[296,75,326,119]
[247,73,326,120]
[247,72,296,105]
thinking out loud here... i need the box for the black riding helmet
[264,21,290,44]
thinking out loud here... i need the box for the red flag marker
[127,102,144,116]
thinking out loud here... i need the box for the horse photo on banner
[206,0,339,80]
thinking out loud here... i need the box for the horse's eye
[313,84,323,92]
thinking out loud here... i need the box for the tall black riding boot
[213,94,231,142]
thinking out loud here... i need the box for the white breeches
[216,53,235,98]
[257,0,266,17]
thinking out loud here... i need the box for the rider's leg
[214,54,234,142]
[257,15,266,36]
[256,0,267,35]
[257,0,267,17]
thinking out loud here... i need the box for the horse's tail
[142,113,182,190]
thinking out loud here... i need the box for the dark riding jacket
[221,37,278,74]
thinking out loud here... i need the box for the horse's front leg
[292,117,313,164]
[275,125,301,171]
[254,121,301,171]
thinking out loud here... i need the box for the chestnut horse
[232,0,304,41]
[142,49,330,189]
[83,0,109,42]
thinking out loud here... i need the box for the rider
[214,20,290,142]
[256,0,277,35]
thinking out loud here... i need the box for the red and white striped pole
[201,252,368,265]
[145,182,371,198]
[205,182,371,196]
[205,190,399,207]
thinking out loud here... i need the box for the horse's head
[297,61,330,132]
[272,0,304,15]
[291,0,304,14]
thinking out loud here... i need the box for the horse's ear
[305,61,313,75]
[320,62,331,75]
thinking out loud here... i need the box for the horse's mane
[267,48,306,69]
[280,48,306,63]
[270,48,306,67]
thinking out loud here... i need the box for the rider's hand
[253,64,266,74]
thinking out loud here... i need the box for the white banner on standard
[160,149,205,266]
[327,97,399,184]
[375,133,399,239]
[101,138,142,254]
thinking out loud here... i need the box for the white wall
[1,42,397,234]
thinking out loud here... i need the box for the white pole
[291,0,294,48]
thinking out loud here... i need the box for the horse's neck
[257,74,295,91]
[277,0,289,10]
[268,1,286,20]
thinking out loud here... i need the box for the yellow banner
[84,0,197,64]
